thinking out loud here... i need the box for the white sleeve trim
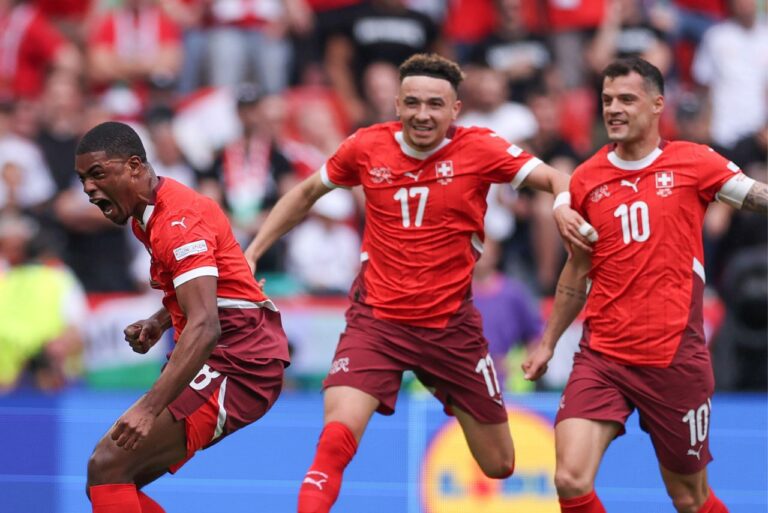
[692,257,706,284]
[510,157,542,189]
[715,174,755,209]
[320,164,340,189]
[173,266,219,288]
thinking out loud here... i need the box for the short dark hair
[76,121,147,161]
[603,57,664,95]
[399,53,465,92]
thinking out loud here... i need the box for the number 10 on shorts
[682,398,711,447]
[476,355,502,397]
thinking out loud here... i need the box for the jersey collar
[607,146,663,170]
[395,131,451,160]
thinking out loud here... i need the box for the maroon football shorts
[556,333,715,474]
[323,300,508,424]
[167,307,288,473]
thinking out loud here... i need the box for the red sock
[697,489,729,513]
[90,484,142,513]
[297,421,358,513]
[137,491,166,513]
[559,490,607,513]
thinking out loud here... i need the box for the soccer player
[75,122,291,513]
[243,53,596,513]
[523,56,767,513]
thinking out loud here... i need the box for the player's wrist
[553,191,571,211]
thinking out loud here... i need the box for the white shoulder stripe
[173,266,218,288]
[511,157,542,189]
[692,257,706,284]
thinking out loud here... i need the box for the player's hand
[111,401,155,450]
[522,343,554,381]
[124,318,164,354]
[553,205,597,253]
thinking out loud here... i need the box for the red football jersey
[131,178,273,339]
[322,122,542,328]
[570,141,747,367]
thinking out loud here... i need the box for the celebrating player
[75,122,290,513]
[243,53,595,513]
[523,57,767,513]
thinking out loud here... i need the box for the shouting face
[75,151,144,225]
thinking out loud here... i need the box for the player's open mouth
[91,198,115,216]
[608,119,626,126]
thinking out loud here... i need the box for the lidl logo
[421,408,558,513]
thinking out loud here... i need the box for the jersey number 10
[614,201,650,244]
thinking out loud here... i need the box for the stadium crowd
[0,0,765,392]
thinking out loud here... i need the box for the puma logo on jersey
[687,444,704,460]
[171,217,187,229]
[620,178,641,193]
[303,471,329,490]
[404,169,423,181]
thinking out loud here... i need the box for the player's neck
[614,136,661,162]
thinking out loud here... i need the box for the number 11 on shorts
[476,355,502,397]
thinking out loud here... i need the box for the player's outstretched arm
[741,181,768,214]
[124,307,171,354]
[110,276,220,450]
[522,248,591,381]
[244,170,332,273]
[520,162,597,252]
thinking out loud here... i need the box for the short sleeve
[471,130,542,188]
[151,210,219,288]
[322,132,362,188]
[695,145,744,203]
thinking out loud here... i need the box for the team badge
[655,171,674,197]
[590,184,610,203]
[369,167,392,184]
[436,161,454,185]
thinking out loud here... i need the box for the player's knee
[479,454,515,479]
[668,489,702,513]
[87,443,127,486]
[554,468,592,498]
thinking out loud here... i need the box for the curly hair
[76,121,147,161]
[398,53,465,92]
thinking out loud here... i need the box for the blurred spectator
[0,100,56,214]
[441,0,495,63]
[287,188,360,294]
[546,0,605,90]
[692,0,768,149]
[522,87,581,293]
[35,0,95,45]
[473,236,542,393]
[586,0,673,78]
[0,212,86,391]
[144,104,198,187]
[459,64,538,143]
[0,0,82,100]
[199,84,296,264]
[324,0,441,124]
[87,0,182,119]
[159,0,208,94]
[282,94,347,177]
[469,0,554,103]
[358,60,399,127]
[207,0,299,93]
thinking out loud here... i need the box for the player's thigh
[324,385,381,441]
[88,408,186,485]
[452,404,514,478]
[659,464,709,512]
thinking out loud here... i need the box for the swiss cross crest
[436,160,454,185]
[655,171,674,197]
[590,184,610,203]
[368,167,392,184]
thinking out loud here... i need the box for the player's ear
[127,155,143,177]
[652,94,664,116]
[452,98,462,121]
